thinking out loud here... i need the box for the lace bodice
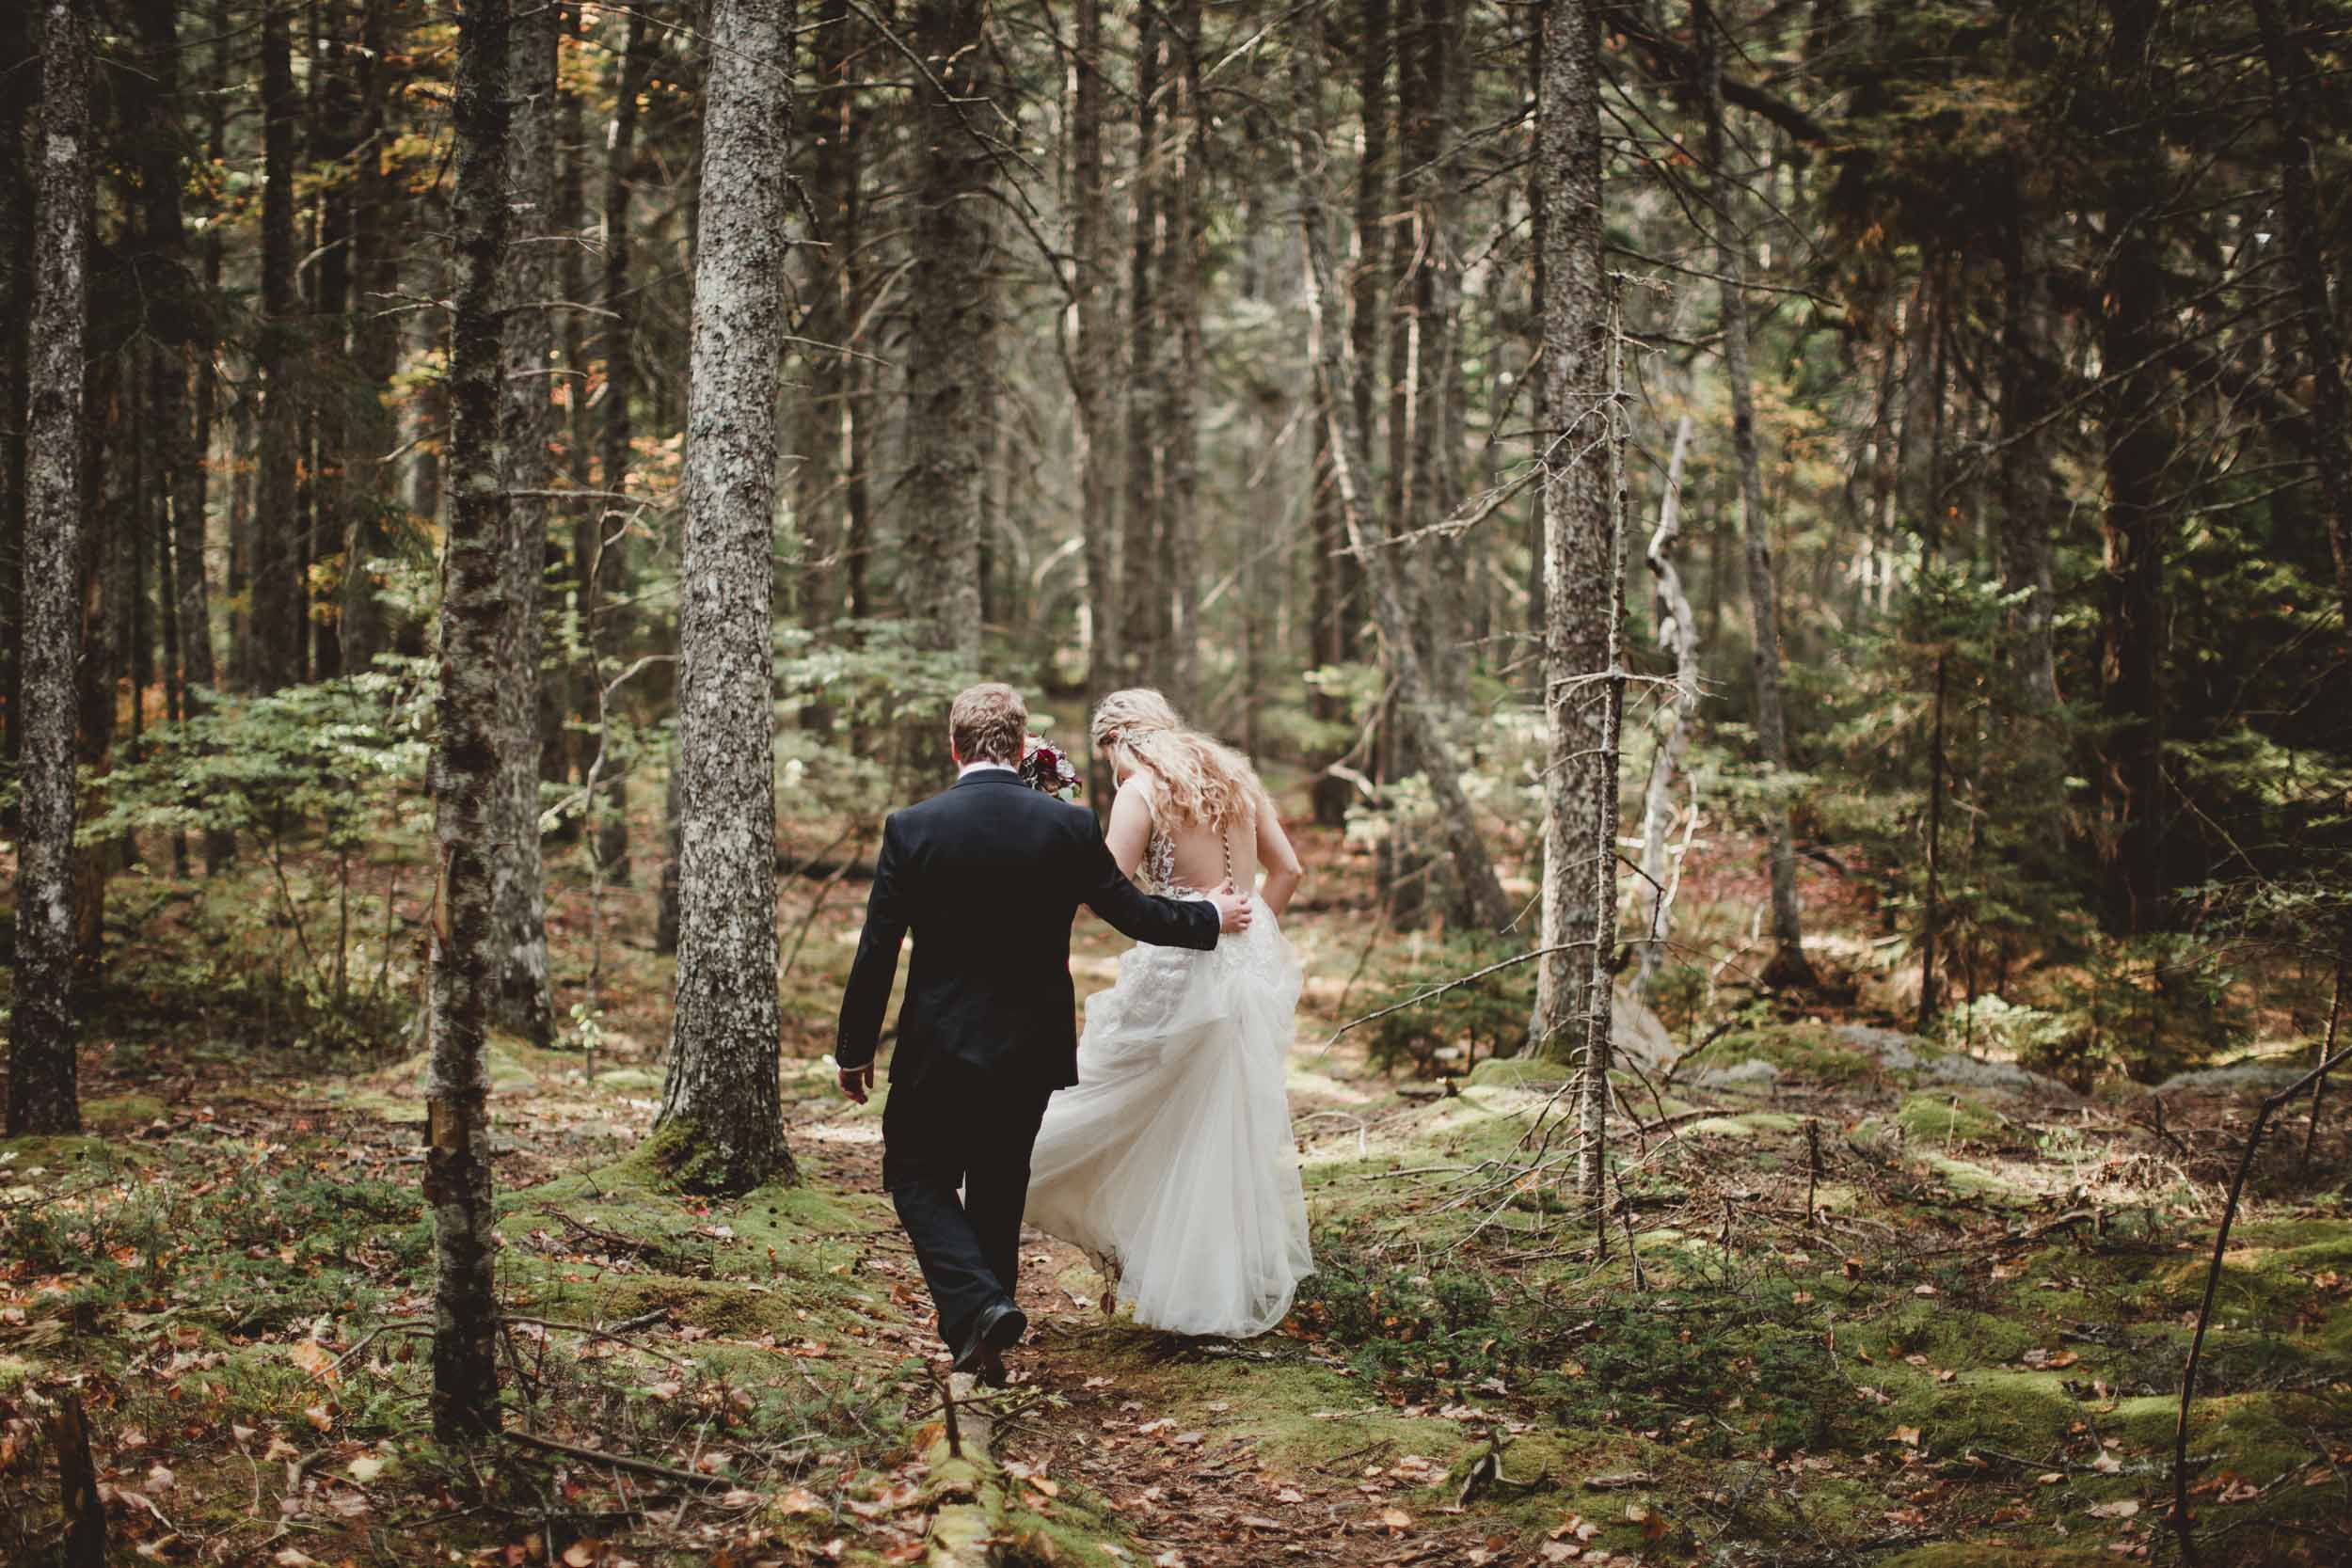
[1142,817,1239,895]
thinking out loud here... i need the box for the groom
[834,683,1253,1379]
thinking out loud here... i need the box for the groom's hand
[837,1062,874,1104]
[1210,882,1254,935]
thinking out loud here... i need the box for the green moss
[1878,1549,2108,1568]
[632,1117,796,1197]
[80,1093,168,1132]
[594,1067,664,1091]
[1858,1301,2041,1369]
[1914,1150,2018,1199]
[0,1354,33,1393]
[1685,1111,1805,1138]
[2110,1388,2336,1479]
[1705,1023,1873,1084]
[1465,1057,1568,1090]
[1899,1092,2008,1145]
[1890,1370,2077,1454]
[0,1133,136,1184]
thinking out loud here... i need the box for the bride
[1024,689,1316,1338]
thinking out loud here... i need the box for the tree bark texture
[1633,416,1697,1005]
[2097,0,2171,937]
[1119,5,1166,688]
[658,0,797,1196]
[1698,0,1812,989]
[253,0,305,689]
[1530,0,1616,1062]
[8,0,92,1138]
[427,0,513,1445]
[1073,0,1120,803]
[902,0,993,681]
[1285,6,1513,935]
[489,0,558,1045]
[585,6,651,882]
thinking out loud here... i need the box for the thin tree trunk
[342,0,400,675]
[902,0,993,687]
[488,0,558,1045]
[1285,2,1511,934]
[1633,416,1697,1005]
[659,0,797,1196]
[585,6,651,881]
[1698,0,1813,990]
[1073,0,1119,803]
[2250,0,2352,635]
[254,0,304,689]
[8,0,93,1137]
[1119,4,1165,689]
[1162,0,1205,710]
[1997,212,2059,710]
[1529,0,1618,1062]
[799,0,858,736]
[427,0,514,1446]
[2098,0,2171,937]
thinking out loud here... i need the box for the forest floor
[4,796,2350,1567]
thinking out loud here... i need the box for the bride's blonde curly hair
[1091,689,1261,829]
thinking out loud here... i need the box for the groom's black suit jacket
[835,769,1221,1091]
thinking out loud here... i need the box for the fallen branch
[499,1428,734,1490]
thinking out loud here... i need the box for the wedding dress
[1023,819,1315,1338]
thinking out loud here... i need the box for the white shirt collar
[958,760,1017,778]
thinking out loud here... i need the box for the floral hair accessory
[1018,734,1082,801]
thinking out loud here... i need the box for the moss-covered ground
[4,798,2347,1565]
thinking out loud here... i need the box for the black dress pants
[881,1057,1053,1349]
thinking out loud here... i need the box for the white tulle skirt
[1025,896,1314,1338]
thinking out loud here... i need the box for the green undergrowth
[1275,1056,2352,1565]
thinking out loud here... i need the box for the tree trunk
[1072,0,1119,803]
[1162,0,1206,709]
[658,0,797,1197]
[2249,0,2352,637]
[1698,0,1813,990]
[902,0,994,686]
[1285,2,1512,934]
[1997,211,2059,711]
[342,0,401,675]
[1633,416,1697,1005]
[584,6,650,881]
[254,0,305,690]
[2097,0,2171,937]
[488,0,558,1045]
[1119,5,1165,689]
[799,0,859,736]
[427,0,513,1445]
[8,0,92,1137]
[1530,0,1617,1062]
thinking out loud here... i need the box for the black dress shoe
[952,1299,1026,1375]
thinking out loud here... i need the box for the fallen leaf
[2088,1499,2140,1519]
[1889,1427,1921,1448]
[562,1544,603,1567]
[1378,1508,1413,1530]
[777,1486,829,1515]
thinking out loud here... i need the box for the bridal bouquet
[1019,734,1082,801]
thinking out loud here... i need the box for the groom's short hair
[948,683,1026,766]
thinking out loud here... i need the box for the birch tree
[656,0,797,1196]
[427,0,513,1444]
[8,0,93,1138]
[1633,416,1698,1005]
